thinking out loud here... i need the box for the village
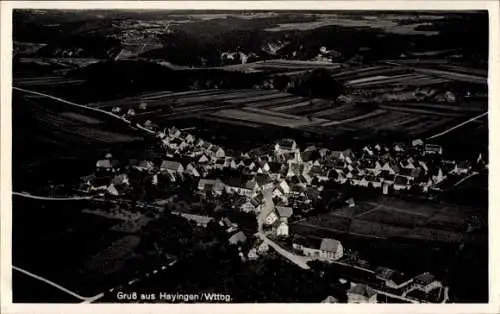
[67,105,487,304]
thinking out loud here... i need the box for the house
[178,213,213,227]
[411,272,443,293]
[254,174,275,191]
[346,198,355,207]
[432,168,447,184]
[210,146,226,159]
[381,172,395,185]
[225,177,259,197]
[358,176,369,187]
[197,179,225,195]
[96,159,113,171]
[424,144,443,155]
[229,231,247,245]
[112,174,129,186]
[382,162,400,175]
[292,236,344,261]
[168,127,181,138]
[375,267,413,290]
[185,134,195,144]
[347,284,377,303]
[399,168,422,181]
[214,158,226,170]
[321,296,339,303]
[276,206,293,220]
[255,160,271,173]
[393,175,410,191]
[451,161,471,175]
[366,176,382,188]
[240,201,257,213]
[275,138,298,153]
[184,163,200,177]
[247,248,259,260]
[198,154,210,164]
[276,219,289,237]
[134,160,154,171]
[160,160,184,174]
[107,184,119,196]
[265,211,279,225]
[412,139,424,147]
[301,149,321,164]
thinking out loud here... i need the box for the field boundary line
[426,111,488,139]
[320,109,386,127]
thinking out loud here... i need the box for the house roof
[229,231,247,245]
[96,159,113,168]
[375,267,406,285]
[400,168,422,178]
[301,150,321,162]
[292,235,322,248]
[394,175,409,186]
[413,272,436,286]
[321,296,339,303]
[348,284,377,298]
[320,238,342,252]
[225,176,256,190]
[255,174,274,186]
[276,206,293,218]
[161,160,183,171]
[112,174,128,185]
[277,139,296,150]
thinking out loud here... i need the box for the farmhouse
[197,179,225,195]
[375,267,413,290]
[254,174,275,191]
[393,175,410,191]
[228,231,248,246]
[276,219,290,237]
[292,236,343,262]
[134,160,155,172]
[424,144,443,155]
[96,159,114,171]
[177,213,213,227]
[224,177,259,197]
[185,163,200,177]
[275,138,298,153]
[411,272,443,293]
[276,206,293,220]
[160,160,184,174]
[450,161,471,175]
[347,284,377,303]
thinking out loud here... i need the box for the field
[89,86,485,142]
[292,196,486,244]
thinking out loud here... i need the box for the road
[12,265,97,301]
[450,171,479,188]
[12,192,92,201]
[13,259,178,304]
[426,111,488,140]
[13,87,130,123]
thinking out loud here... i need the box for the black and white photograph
[2,1,498,310]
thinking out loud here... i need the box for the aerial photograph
[11,9,488,304]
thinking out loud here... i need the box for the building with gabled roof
[347,284,377,303]
[292,236,343,262]
[160,160,184,173]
